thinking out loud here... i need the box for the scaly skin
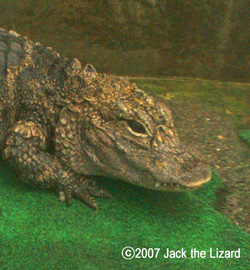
[0,29,211,210]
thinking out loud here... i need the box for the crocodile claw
[58,178,113,210]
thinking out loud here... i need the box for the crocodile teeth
[155,182,161,188]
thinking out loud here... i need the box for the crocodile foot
[59,177,114,211]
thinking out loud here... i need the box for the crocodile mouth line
[154,174,212,191]
[154,181,199,191]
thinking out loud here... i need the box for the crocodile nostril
[181,152,201,172]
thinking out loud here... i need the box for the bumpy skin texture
[0,29,211,209]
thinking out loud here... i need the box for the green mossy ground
[1,79,249,269]
[239,130,250,146]
[1,164,249,270]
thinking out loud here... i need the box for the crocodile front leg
[3,120,112,209]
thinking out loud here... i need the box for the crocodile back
[0,29,25,144]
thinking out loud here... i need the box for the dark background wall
[1,0,249,82]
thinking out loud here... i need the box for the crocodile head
[57,63,211,191]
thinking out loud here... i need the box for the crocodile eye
[126,120,147,135]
